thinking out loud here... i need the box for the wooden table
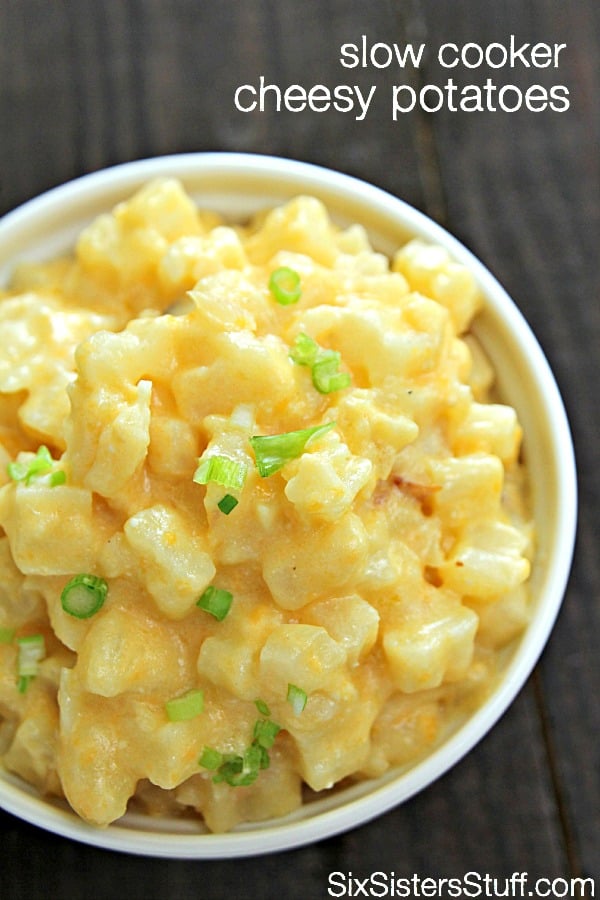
[1,2,598,896]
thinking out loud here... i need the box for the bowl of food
[0,153,576,857]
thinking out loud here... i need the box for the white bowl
[0,153,577,858]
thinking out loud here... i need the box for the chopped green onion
[165,689,204,722]
[199,712,281,787]
[253,718,281,750]
[217,493,238,515]
[193,455,247,490]
[0,627,15,644]
[312,354,352,394]
[255,698,271,716]
[61,574,108,619]
[289,332,320,366]
[17,634,45,691]
[212,751,260,787]
[250,421,336,477]
[7,445,65,486]
[196,585,233,621]
[199,746,223,770]
[287,683,308,715]
[268,266,301,306]
[290,333,351,394]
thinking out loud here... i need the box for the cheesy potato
[0,180,532,833]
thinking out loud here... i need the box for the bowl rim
[0,152,578,858]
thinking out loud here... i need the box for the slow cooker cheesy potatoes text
[0,180,532,832]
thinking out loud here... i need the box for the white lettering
[339,42,359,68]
[234,84,256,112]
[353,84,377,121]
[550,85,570,111]
[341,35,425,69]
[332,84,354,113]
[438,43,459,67]
[328,871,346,897]
[437,37,567,69]
[392,84,416,118]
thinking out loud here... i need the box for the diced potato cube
[287,690,379,791]
[450,402,522,464]
[77,606,185,697]
[428,453,504,525]
[469,586,531,648]
[0,483,102,575]
[244,196,340,266]
[148,415,198,479]
[283,436,373,521]
[173,331,295,423]
[261,513,368,610]
[159,228,247,294]
[3,687,61,794]
[304,595,379,665]
[84,379,152,497]
[259,624,347,694]
[383,604,478,692]
[393,239,481,333]
[440,520,531,598]
[124,504,215,618]
[333,388,418,479]
[58,668,139,825]
[197,635,258,700]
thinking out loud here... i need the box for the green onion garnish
[7,445,65,486]
[253,718,281,750]
[211,749,262,787]
[217,494,238,515]
[287,683,308,715]
[311,354,351,394]
[61,574,108,619]
[196,585,233,621]
[0,627,15,644]
[289,332,320,366]
[249,421,336,477]
[199,746,223,770]
[255,698,271,716]
[193,455,248,491]
[290,333,351,394]
[199,708,282,787]
[16,634,45,692]
[165,688,204,722]
[268,266,301,306]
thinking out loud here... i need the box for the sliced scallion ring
[61,574,108,619]
[268,267,301,306]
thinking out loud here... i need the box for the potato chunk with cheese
[123,504,215,618]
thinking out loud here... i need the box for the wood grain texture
[0,0,597,895]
